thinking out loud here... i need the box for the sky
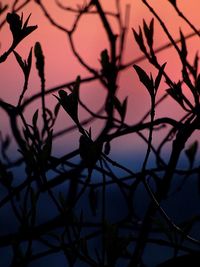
[0,2,200,265]
[0,0,200,157]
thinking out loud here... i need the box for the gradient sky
[1,0,200,156]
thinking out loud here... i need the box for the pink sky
[1,0,200,155]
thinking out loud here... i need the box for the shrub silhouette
[0,1,200,266]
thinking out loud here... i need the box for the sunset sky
[1,0,200,157]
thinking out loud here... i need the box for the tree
[0,1,200,266]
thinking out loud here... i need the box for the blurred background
[1,1,200,266]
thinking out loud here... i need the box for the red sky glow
[1,0,200,155]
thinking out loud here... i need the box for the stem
[128,116,199,266]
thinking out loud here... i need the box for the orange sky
[1,0,200,155]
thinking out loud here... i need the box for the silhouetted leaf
[168,0,177,7]
[149,18,154,39]
[13,50,24,70]
[6,13,37,44]
[56,76,80,123]
[6,12,22,39]
[180,30,187,59]
[113,96,128,122]
[14,48,32,78]
[113,96,127,121]
[34,42,45,82]
[23,13,31,29]
[73,75,81,94]
[58,90,78,122]
[54,102,60,117]
[132,27,147,54]
[133,64,154,94]
[143,18,154,48]
[79,135,102,174]
[154,62,167,91]
[14,48,33,106]
[166,82,184,106]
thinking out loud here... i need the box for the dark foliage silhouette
[0,1,200,266]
